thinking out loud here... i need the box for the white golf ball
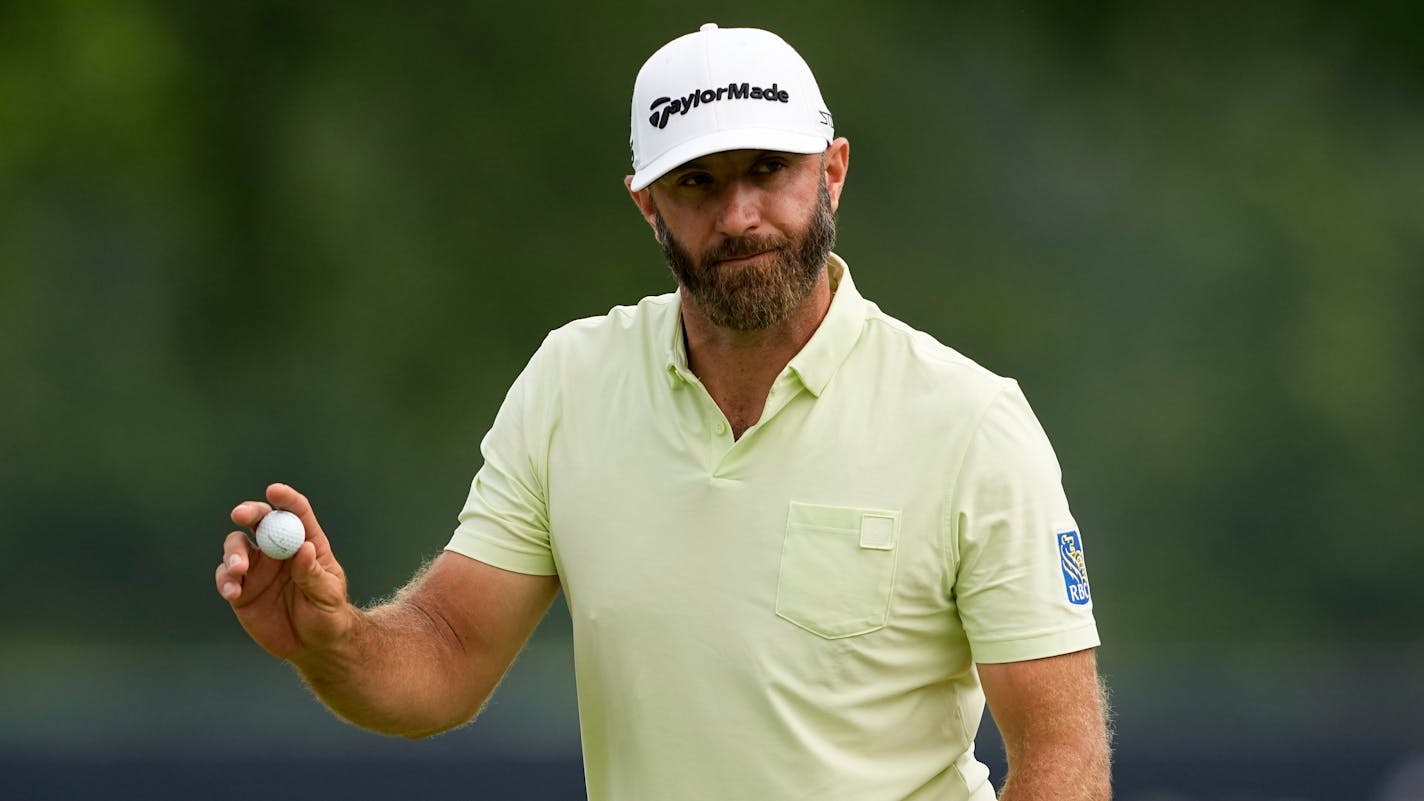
[255,510,305,560]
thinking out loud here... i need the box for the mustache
[705,235,790,264]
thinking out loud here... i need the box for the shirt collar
[665,299,694,385]
[664,252,869,397]
[786,253,867,397]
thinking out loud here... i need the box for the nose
[715,179,763,237]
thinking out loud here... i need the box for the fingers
[230,499,273,530]
[266,482,312,517]
[216,530,256,601]
[220,484,345,611]
[230,483,332,559]
[287,541,346,612]
[264,483,337,565]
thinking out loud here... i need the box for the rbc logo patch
[1058,529,1091,606]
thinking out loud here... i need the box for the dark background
[2,2,1422,799]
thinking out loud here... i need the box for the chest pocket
[774,501,901,639]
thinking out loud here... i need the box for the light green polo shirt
[448,254,1099,801]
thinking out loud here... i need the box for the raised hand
[216,483,355,661]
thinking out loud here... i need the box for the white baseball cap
[628,23,835,191]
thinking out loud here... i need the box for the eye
[675,172,713,187]
[753,158,789,175]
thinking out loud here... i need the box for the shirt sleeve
[446,340,560,576]
[948,381,1100,664]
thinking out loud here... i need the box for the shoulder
[853,300,1016,413]
[529,290,679,376]
[545,291,675,345]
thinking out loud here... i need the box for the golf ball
[255,510,305,560]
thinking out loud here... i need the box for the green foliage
[1,1,1420,650]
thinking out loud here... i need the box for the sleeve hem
[445,531,558,577]
[970,622,1100,664]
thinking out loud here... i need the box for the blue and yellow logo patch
[1058,529,1091,606]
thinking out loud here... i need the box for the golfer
[217,23,1111,801]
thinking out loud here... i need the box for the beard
[654,178,837,331]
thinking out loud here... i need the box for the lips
[715,249,773,266]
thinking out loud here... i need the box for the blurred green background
[2,1,1421,799]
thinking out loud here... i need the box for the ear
[822,137,850,213]
[625,176,661,239]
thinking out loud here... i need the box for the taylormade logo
[648,82,790,129]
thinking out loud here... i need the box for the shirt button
[714,421,727,435]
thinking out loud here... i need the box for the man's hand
[215,483,355,661]
[978,648,1112,801]
[214,483,560,737]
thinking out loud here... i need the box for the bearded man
[216,23,1111,801]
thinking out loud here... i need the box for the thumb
[289,541,346,612]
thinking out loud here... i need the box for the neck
[680,272,833,438]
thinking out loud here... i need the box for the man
[216,23,1110,801]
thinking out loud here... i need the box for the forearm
[980,651,1113,801]
[997,736,1111,801]
[291,599,489,738]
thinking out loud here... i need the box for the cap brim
[629,129,829,191]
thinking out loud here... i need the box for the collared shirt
[449,253,1099,801]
